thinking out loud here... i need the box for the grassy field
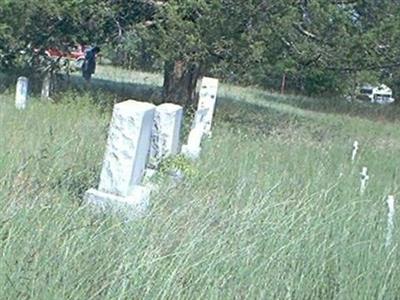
[1,67,400,299]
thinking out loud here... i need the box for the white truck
[359,84,395,104]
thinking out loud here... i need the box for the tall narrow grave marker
[351,141,359,162]
[41,74,51,100]
[385,195,395,248]
[360,166,369,195]
[180,76,219,160]
[197,77,219,137]
[15,77,28,110]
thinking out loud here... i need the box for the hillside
[1,68,400,299]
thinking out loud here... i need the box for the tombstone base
[85,186,150,218]
[181,144,201,160]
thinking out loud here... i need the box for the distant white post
[41,73,51,100]
[351,141,359,162]
[181,108,208,159]
[15,76,29,110]
[197,77,219,137]
[148,103,183,168]
[385,195,395,248]
[85,100,155,216]
[360,167,369,195]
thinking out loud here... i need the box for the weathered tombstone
[85,100,155,216]
[351,141,359,162]
[385,195,395,248]
[197,77,219,136]
[180,76,218,160]
[360,166,369,195]
[148,103,183,167]
[181,108,208,159]
[15,77,29,110]
[41,74,51,100]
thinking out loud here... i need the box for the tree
[2,0,400,99]
[0,0,110,83]
[143,0,302,106]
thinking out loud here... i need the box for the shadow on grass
[215,95,354,144]
[65,75,163,106]
[65,75,312,137]
[6,69,400,123]
[214,96,308,137]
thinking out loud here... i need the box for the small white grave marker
[41,74,51,100]
[181,108,208,159]
[149,103,183,167]
[351,141,359,162]
[85,100,155,216]
[197,77,219,137]
[385,195,395,248]
[360,166,369,195]
[15,76,28,110]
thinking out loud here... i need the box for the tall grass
[1,70,400,299]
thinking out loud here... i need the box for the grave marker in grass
[360,167,369,195]
[181,108,208,159]
[148,103,183,168]
[41,74,52,100]
[182,76,219,159]
[85,100,155,217]
[351,141,359,162]
[385,195,395,248]
[197,77,219,137]
[15,77,28,110]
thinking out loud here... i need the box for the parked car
[34,45,102,71]
[358,84,395,104]
[45,45,85,61]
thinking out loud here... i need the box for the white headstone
[197,77,219,136]
[15,76,28,110]
[41,74,51,100]
[360,166,369,195]
[351,141,359,162]
[181,108,208,159]
[149,103,183,167]
[85,100,155,216]
[385,195,395,248]
[181,76,218,159]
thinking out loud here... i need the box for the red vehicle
[45,45,86,61]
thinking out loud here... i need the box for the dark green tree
[2,0,400,100]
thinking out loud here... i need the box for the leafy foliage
[1,0,400,96]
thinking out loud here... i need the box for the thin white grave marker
[15,76,28,110]
[360,167,369,195]
[85,100,155,217]
[197,77,219,137]
[181,108,208,159]
[41,74,51,100]
[180,76,218,159]
[385,195,395,248]
[351,141,359,162]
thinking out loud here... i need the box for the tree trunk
[280,73,286,95]
[162,60,201,108]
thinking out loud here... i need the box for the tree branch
[292,22,318,40]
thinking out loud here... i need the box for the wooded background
[1,0,400,105]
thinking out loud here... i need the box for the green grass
[1,68,400,299]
